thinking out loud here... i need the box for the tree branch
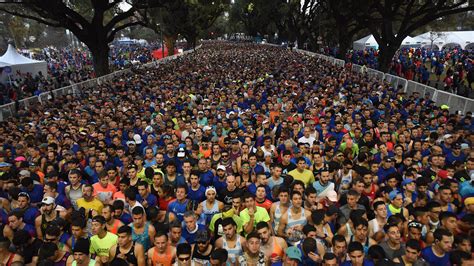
[0,7,61,27]
[107,21,145,42]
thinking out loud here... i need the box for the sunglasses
[178,256,191,262]
[44,237,57,242]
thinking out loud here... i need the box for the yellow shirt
[90,232,118,257]
[288,169,315,186]
[77,198,104,214]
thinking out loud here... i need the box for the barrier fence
[295,46,473,114]
[0,45,202,121]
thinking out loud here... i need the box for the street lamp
[157,23,164,58]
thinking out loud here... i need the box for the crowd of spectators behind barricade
[333,47,474,98]
[0,42,472,266]
[0,43,158,105]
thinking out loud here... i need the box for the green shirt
[288,169,315,186]
[240,206,270,232]
[90,232,118,257]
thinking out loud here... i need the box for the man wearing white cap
[35,196,66,240]
[200,186,224,225]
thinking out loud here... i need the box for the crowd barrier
[293,47,473,114]
[0,45,202,122]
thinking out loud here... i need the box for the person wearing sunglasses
[175,243,195,266]
[191,229,213,265]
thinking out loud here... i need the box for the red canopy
[152,47,178,59]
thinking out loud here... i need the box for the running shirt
[201,200,220,225]
[286,207,307,244]
[151,246,174,266]
[90,232,118,257]
[131,222,151,251]
[114,241,138,265]
[222,235,244,264]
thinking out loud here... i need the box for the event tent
[400,36,420,47]
[353,35,378,50]
[412,31,474,50]
[0,44,48,83]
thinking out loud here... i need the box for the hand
[308,252,321,262]
[248,207,255,217]
[99,256,109,264]
[142,200,148,208]
[270,255,281,263]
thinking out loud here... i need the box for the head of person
[183,211,197,232]
[353,218,369,242]
[367,245,387,263]
[72,238,91,266]
[407,220,423,241]
[322,252,338,266]
[195,229,211,252]
[433,228,454,253]
[176,243,192,266]
[243,192,256,209]
[405,239,422,263]
[7,210,24,230]
[290,191,303,207]
[210,248,228,266]
[38,242,58,262]
[383,222,401,246]
[285,246,302,266]
[245,231,261,255]
[117,225,132,247]
[91,215,107,236]
[347,241,365,266]
[221,217,237,239]
[137,181,149,197]
[169,221,183,243]
[256,222,272,244]
[70,218,86,239]
[373,201,387,219]
[346,189,360,208]
[153,231,168,253]
[176,185,188,201]
[132,206,146,227]
[440,211,458,233]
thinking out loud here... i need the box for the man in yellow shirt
[77,184,104,218]
[240,193,271,235]
[288,157,315,186]
[89,215,118,264]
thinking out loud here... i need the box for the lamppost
[157,23,164,58]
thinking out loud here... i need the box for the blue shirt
[199,170,214,187]
[421,246,450,266]
[188,185,206,203]
[168,199,189,222]
[23,184,44,204]
[14,207,40,226]
[181,224,207,244]
[118,212,133,225]
[341,260,375,266]
[136,193,158,207]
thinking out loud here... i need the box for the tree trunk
[164,35,177,56]
[337,30,354,59]
[89,42,110,77]
[377,42,399,73]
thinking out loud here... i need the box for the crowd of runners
[0,42,472,266]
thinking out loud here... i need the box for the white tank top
[222,235,243,264]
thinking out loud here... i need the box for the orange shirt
[92,183,117,203]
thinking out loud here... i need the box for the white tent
[400,36,420,47]
[0,44,48,83]
[353,35,379,51]
[413,31,474,50]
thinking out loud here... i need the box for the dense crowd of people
[344,47,474,97]
[0,42,472,266]
[0,45,156,105]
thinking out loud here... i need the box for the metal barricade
[352,64,363,74]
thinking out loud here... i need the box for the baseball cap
[464,197,474,206]
[127,164,138,170]
[285,246,302,262]
[133,134,143,145]
[443,134,453,140]
[177,148,186,158]
[203,125,212,131]
[437,170,449,179]
[326,190,338,202]
[402,178,414,186]
[408,220,423,229]
[0,162,11,168]
[42,196,55,205]
[389,190,402,201]
[91,215,106,224]
[19,170,31,177]
[73,238,90,255]
[126,141,136,146]
[14,156,26,162]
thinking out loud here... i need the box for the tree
[348,0,474,72]
[0,0,165,76]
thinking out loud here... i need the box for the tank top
[369,219,382,235]
[109,219,121,235]
[68,185,83,210]
[41,210,60,238]
[153,212,170,233]
[363,184,377,202]
[152,246,174,266]
[222,235,243,264]
[273,202,283,234]
[55,251,70,266]
[192,244,214,265]
[350,235,370,255]
[131,222,151,251]
[115,241,138,265]
[202,200,220,225]
[286,207,307,244]
[271,237,284,258]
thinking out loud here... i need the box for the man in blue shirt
[341,241,374,266]
[181,211,206,244]
[167,185,189,222]
[421,228,453,266]
[136,181,158,208]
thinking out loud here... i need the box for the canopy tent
[400,36,420,47]
[413,31,474,50]
[0,44,48,83]
[353,35,378,51]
